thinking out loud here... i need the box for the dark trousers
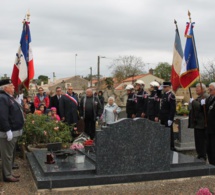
[207,134,215,165]
[160,119,175,150]
[194,128,207,160]
[84,118,96,139]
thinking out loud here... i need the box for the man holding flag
[11,11,34,93]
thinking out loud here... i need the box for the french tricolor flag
[171,22,183,92]
[11,20,34,92]
[179,22,199,89]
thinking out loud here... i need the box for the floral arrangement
[176,102,189,116]
[83,139,94,146]
[196,188,214,195]
[20,114,73,147]
[70,142,84,150]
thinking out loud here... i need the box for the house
[115,73,164,91]
[48,76,89,95]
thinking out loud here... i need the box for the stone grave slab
[174,117,195,151]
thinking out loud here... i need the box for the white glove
[167,120,173,126]
[6,130,13,141]
[189,98,194,103]
[158,85,163,90]
[201,99,206,105]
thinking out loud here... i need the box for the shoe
[4,177,19,182]
[12,174,20,178]
[12,164,19,169]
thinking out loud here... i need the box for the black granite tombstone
[96,118,170,175]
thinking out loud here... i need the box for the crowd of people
[0,78,215,182]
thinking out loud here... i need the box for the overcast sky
[0,0,214,80]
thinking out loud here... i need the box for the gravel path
[0,154,215,195]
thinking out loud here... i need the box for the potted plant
[19,114,73,151]
[176,107,189,116]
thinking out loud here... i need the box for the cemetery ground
[0,151,215,195]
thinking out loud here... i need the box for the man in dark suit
[59,86,79,125]
[188,83,208,161]
[50,86,62,118]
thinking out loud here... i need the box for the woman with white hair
[102,97,121,125]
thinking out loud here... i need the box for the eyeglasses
[56,90,61,92]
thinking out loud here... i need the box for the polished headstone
[96,118,170,175]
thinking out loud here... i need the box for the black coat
[135,89,148,117]
[206,96,215,134]
[159,91,176,122]
[188,92,208,129]
[50,95,61,117]
[146,90,160,118]
[126,93,136,116]
[79,95,102,121]
[59,93,79,125]
[0,90,24,133]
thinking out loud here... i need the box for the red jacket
[34,93,50,109]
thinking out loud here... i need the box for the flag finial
[174,19,178,29]
[188,10,192,23]
[26,10,30,22]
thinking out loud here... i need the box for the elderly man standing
[204,82,215,165]
[189,83,208,161]
[79,89,102,139]
[0,79,24,182]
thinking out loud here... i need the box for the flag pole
[187,11,193,98]
[188,11,207,126]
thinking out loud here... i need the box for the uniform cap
[162,81,171,86]
[0,79,12,87]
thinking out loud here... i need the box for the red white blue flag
[171,24,183,92]
[11,19,34,92]
[179,22,199,88]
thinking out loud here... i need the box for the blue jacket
[0,90,24,137]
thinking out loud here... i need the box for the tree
[105,77,114,89]
[37,75,48,85]
[110,55,145,82]
[201,60,215,86]
[153,62,171,81]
